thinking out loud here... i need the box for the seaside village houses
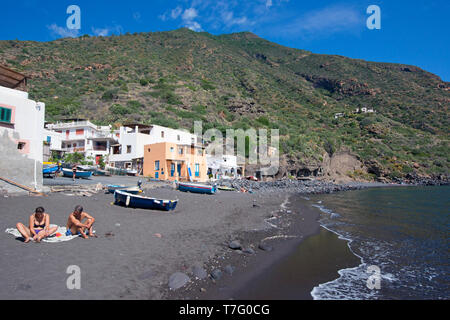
[0,64,243,191]
[0,65,45,193]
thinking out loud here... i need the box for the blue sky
[1,0,449,81]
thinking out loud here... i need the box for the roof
[0,65,27,89]
[123,123,152,129]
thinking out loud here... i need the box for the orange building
[143,142,208,182]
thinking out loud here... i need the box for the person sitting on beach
[66,205,97,239]
[16,207,58,243]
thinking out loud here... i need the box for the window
[178,147,183,155]
[161,131,165,138]
[148,148,151,152]
[177,135,180,141]
[155,161,160,171]
[170,147,174,152]
[127,145,132,153]
[76,129,84,135]
[198,149,203,156]
[0,107,12,123]
[17,142,26,150]
[46,136,51,143]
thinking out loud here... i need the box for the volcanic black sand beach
[0,184,291,299]
[0,179,374,300]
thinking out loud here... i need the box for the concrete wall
[0,86,45,193]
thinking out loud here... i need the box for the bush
[102,89,118,101]
[200,79,216,91]
[140,79,149,86]
[109,104,128,115]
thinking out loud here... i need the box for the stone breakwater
[210,178,369,194]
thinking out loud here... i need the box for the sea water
[310,185,449,300]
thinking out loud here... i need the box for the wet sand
[0,186,286,299]
[169,194,360,300]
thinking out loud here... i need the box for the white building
[334,112,345,119]
[46,120,117,164]
[43,129,63,162]
[356,107,375,114]
[206,154,239,179]
[109,124,201,173]
[0,67,45,191]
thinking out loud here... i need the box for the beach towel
[5,224,81,243]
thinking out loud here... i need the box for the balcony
[62,147,85,153]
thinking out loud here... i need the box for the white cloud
[181,7,202,31]
[221,11,250,27]
[47,23,79,38]
[91,25,124,37]
[182,8,198,21]
[92,27,110,37]
[282,5,363,38]
[171,6,183,19]
[266,0,273,8]
[185,21,203,32]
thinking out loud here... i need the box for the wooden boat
[94,168,110,176]
[61,168,92,179]
[217,186,235,191]
[114,190,178,211]
[43,165,58,175]
[106,185,142,195]
[126,169,138,176]
[177,182,217,195]
[43,165,59,178]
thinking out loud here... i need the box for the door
[171,163,175,177]
[177,164,181,175]
[155,172,159,179]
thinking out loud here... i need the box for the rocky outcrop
[301,74,380,97]
[226,98,265,115]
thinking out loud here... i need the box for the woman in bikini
[16,207,58,243]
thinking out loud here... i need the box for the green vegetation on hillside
[0,28,448,179]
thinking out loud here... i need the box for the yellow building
[143,142,208,182]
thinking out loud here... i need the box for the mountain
[1,28,448,182]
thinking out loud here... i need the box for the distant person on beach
[72,164,77,181]
[66,205,97,239]
[16,207,58,243]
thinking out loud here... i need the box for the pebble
[224,265,235,275]
[228,240,242,250]
[210,269,222,280]
[168,272,190,290]
[258,243,274,252]
[192,265,208,280]
[242,247,255,255]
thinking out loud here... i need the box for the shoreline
[167,181,431,300]
[167,192,362,300]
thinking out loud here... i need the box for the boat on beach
[43,165,59,178]
[217,186,235,191]
[114,190,178,211]
[61,168,92,179]
[106,185,142,194]
[177,182,217,194]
